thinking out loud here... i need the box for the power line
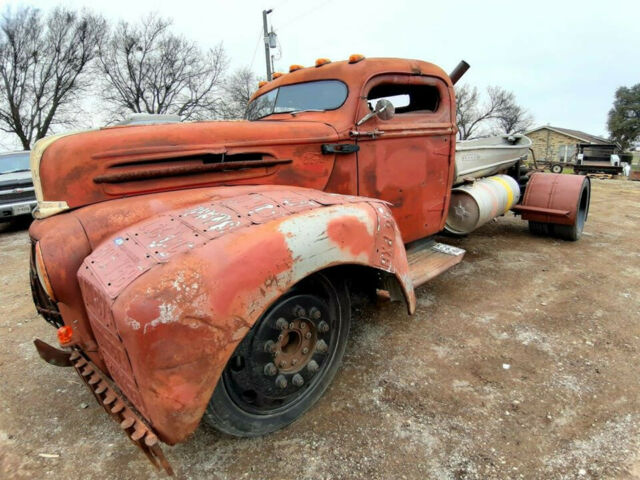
[249,26,264,70]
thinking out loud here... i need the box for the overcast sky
[2,0,639,144]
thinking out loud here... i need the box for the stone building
[526,126,609,163]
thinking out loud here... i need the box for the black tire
[550,178,590,241]
[203,272,351,437]
[528,221,549,236]
[551,164,563,174]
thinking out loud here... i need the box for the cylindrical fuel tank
[445,174,520,235]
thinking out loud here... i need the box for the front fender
[77,188,414,444]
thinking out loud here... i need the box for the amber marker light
[57,325,73,346]
[348,54,365,63]
[258,81,268,88]
[289,64,304,72]
[315,58,331,67]
[272,72,284,79]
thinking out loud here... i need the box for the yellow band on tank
[489,176,515,210]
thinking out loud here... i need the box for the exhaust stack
[449,60,470,85]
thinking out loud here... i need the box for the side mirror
[356,99,395,126]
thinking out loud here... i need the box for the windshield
[247,80,348,120]
[0,152,30,174]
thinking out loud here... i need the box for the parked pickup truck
[28,56,590,475]
[0,151,36,221]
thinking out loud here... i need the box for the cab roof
[249,57,452,102]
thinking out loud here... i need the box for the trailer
[573,143,623,175]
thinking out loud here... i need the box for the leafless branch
[219,67,257,120]
[0,6,105,149]
[97,13,228,122]
[455,84,531,140]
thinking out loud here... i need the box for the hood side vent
[94,153,291,184]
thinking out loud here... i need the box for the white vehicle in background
[0,151,36,221]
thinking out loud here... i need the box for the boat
[453,134,532,185]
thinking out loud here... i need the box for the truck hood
[32,119,340,218]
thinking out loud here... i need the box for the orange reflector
[57,326,73,345]
[315,58,331,67]
[258,81,267,88]
[272,72,283,79]
[348,54,365,63]
[289,64,304,72]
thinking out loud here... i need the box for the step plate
[407,242,465,288]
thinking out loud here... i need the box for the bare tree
[220,67,257,119]
[494,95,533,135]
[97,14,228,121]
[0,6,105,149]
[455,84,522,140]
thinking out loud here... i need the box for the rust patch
[327,215,372,257]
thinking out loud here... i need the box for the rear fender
[515,172,590,225]
[77,189,414,444]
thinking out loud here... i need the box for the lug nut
[307,360,319,373]
[316,339,328,353]
[310,307,321,320]
[276,317,288,330]
[276,374,287,389]
[264,363,277,376]
[292,358,298,365]
[279,360,287,368]
[318,321,329,333]
[300,322,307,330]
[305,331,312,339]
[292,374,304,387]
[289,322,295,329]
[294,306,306,318]
[302,347,309,354]
[264,340,276,353]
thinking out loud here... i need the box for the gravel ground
[1,178,639,480]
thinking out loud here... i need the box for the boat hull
[454,135,531,185]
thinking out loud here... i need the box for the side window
[367,83,440,114]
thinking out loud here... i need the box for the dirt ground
[1,178,639,480]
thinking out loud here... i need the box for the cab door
[354,74,455,243]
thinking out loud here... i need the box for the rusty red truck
[28,56,590,474]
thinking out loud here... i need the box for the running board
[407,241,465,288]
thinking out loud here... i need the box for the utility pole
[262,9,273,80]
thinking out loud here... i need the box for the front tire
[203,272,350,437]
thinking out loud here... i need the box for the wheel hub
[221,293,336,413]
[274,317,317,373]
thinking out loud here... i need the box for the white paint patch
[148,236,174,248]
[277,204,376,280]
[144,302,181,334]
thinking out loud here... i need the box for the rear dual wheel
[203,273,350,437]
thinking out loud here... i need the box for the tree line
[3,5,591,151]
[0,6,255,150]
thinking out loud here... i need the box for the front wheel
[203,272,350,437]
